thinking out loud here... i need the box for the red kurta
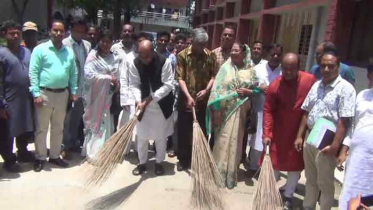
[262,71,316,171]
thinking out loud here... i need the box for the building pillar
[324,0,339,43]
[237,19,250,44]
[212,24,223,49]
[258,14,276,44]
[325,0,357,61]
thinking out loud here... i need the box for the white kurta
[249,62,282,151]
[339,89,373,210]
[118,51,138,129]
[128,57,174,140]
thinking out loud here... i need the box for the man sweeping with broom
[261,53,316,210]
[128,40,175,176]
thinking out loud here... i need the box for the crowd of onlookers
[0,16,372,210]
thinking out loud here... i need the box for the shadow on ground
[84,160,175,210]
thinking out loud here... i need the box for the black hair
[175,33,187,42]
[157,31,171,40]
[267,43,283,52]
[137,31,153,41]
[322,42,337,54]
[234,42,247,53]
[87,24,99,31]
[122,23,135,32]
[252,40,263,47]
[1,20,22,33]
[98,29,113,41]
[322,51,340,65]
[70,16,87,29]
[223,24,237,34]
[51,19,65,28]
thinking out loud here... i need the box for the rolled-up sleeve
[153,59,173,102]
[29,47,42,97]
[128,62,142,103]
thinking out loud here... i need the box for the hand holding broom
[190,106,225,210]
[252,145,283,210]
[84,109,142,187]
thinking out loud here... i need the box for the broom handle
[135,109,142,117]
[192,106,197,121]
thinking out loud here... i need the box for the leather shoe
[155,163,164,176]
[3,162,21,173]
[283,197,293,210]
[132,164,147,176]
[49,158,69,168]
[17,151,35,163]
[33,160,45,172]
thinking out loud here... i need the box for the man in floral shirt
[175,28,217,171]
[296,51,356,210]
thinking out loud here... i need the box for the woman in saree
[338,67,373,210]
[82,30,120,160]
[207,42,259,189]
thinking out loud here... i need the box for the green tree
[10,0,30,24]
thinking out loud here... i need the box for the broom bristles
[252,147,283,210]
[190,108,225,210]
[84,113,139,187]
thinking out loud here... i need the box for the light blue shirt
[29,40,78,97]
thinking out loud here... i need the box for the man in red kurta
[262,53,316,209]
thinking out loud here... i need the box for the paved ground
[1,66,367,210]
[0,146,341,210]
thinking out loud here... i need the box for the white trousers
[137,138,167,164]
[275,171,301,198]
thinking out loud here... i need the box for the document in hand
[306,118,336,150]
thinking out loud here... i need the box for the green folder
[306,118,336,150]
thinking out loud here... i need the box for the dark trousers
[0,119,31,163]
[177,109,206,166]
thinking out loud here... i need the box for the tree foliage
[10,0,30,24]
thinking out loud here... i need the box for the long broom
[84,110,141,187]
[190,107,225,210]
[252,145,283,210]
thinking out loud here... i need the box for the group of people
[0,16,372,210]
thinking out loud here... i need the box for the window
[298,25,313,55]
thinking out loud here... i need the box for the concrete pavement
[0,147,341,210]
[3,66,369,210]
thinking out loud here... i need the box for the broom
[252,145,283,210]
[190,107,225,210]
[84,109,142,187]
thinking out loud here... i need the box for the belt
[40,87,67,93]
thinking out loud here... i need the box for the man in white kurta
[112,24,136,129]
[128,40,174,176]
[248,44,282,172]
